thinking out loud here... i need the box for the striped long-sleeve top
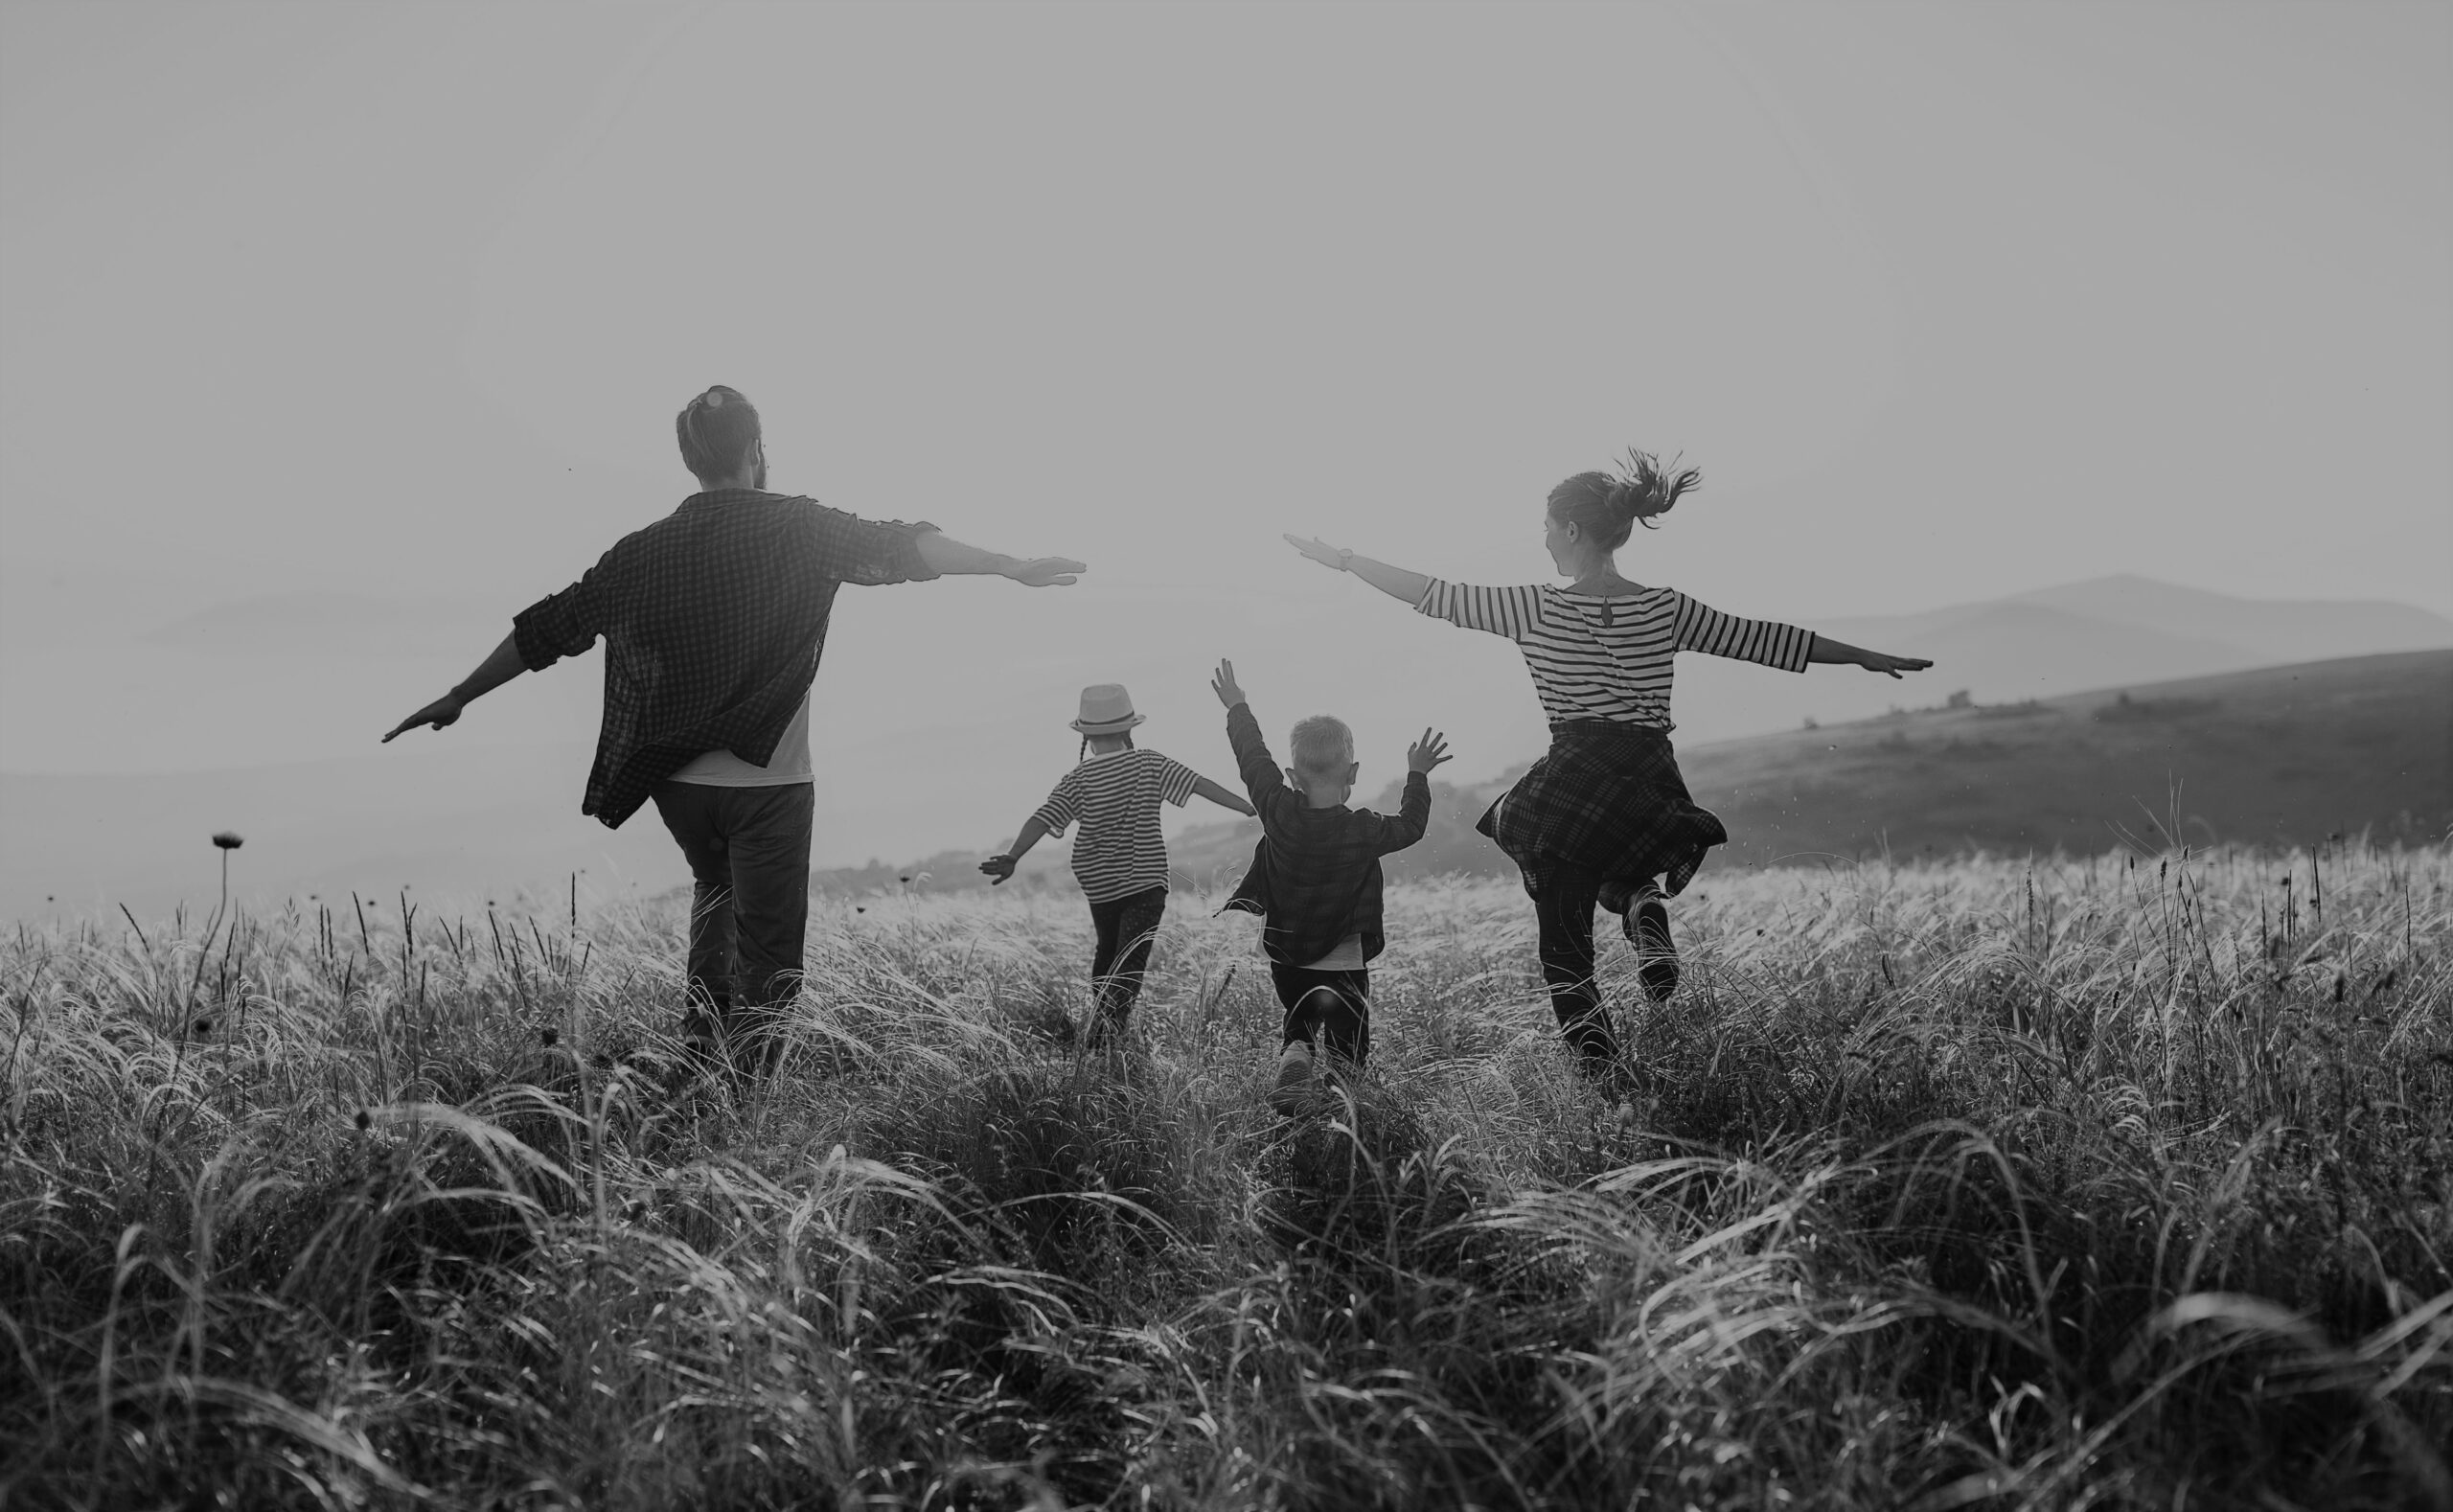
[1414,580,1816,731]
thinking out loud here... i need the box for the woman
[1285,451,1930,1075]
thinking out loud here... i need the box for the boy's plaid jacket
[1221,701,1430,966]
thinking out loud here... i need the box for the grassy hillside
[1692,648,2450,869]
[2,849,2446,1507]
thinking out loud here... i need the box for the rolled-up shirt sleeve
[1415,579,1542,641]
[806,506,943,586]
[1670,592,1815,673]
[512,559,610,671]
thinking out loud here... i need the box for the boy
[1209,658,1450,1114]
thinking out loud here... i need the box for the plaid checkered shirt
[1220,701,1431,965]
[512,490,939,827]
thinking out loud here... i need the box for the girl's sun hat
[1069,683,1147,734]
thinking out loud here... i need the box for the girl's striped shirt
[1028,748,1201,903]
[1415,580,1815,730]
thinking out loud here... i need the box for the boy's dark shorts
[1271,962,1369,1065]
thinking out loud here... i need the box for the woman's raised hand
[1856,649,1935,679]
[1282,535,1347,571]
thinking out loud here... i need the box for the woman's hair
[676,385,762,482]
[1546,448,1702,551]
[1078,731,1136,763]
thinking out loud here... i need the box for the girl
[981,683,1256,1042]
[1284,451,1931,1076]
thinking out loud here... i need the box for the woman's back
[1414,580,1815,730]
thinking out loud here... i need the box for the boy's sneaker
[1269,1040,1319,1117]
[1624,895,1680,1001]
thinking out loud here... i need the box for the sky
[2,1,2447,883]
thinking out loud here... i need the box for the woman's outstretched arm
[1283,535,1430,606]
[1807,635,1934,679]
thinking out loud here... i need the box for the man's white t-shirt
[668,690,814,787]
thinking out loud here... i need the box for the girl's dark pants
[652,780,814,1073]
[1272,964,1370,1066]
[1089,885,1168,1025]
[1532,862,1624,1067]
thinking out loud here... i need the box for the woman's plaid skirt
[1476,720,1726,902]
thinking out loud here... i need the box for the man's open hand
[1406,728,1453,775]
[1003,557,1087,587]
[1210,658,1247,709]
[383,695,464,743]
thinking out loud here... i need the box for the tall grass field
[4,845,2447,1509]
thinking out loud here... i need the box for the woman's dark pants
[1088,885,1168,1029]
[1532,862,1624,1068]
[653,780,814,1073]
[1271,964,1371,1066]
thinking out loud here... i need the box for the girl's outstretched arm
[1189,774,1258,818]
[1807,636,1934,679]
[1284,535,1430,606]
[979,817,1052,884]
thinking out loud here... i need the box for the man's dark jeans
[652,780,814,1071]
[1088,885,1167,1033]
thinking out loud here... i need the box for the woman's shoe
[1626,895,1680,1001]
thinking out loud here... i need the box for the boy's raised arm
[1213,659,1288,813]
[1370,727,1448,854]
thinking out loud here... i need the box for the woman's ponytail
[1547,448,1702,551]
[1604,448,1700,531]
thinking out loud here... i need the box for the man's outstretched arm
[383,632,525,742]
[914,531,1086,586]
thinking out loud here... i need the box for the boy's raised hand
[1407,728,1453,775]
[1210,658,1248,709]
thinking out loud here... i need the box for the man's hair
[676,385,761,482]
[1288,715,1355,779]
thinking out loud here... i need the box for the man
[384,385,1085,1071]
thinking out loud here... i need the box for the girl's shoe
[1270,1040,1319,1116]
[1625,895,1680,1001]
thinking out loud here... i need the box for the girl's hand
[978,855,1018,884]
[1282,535,1348,571]
[1406,728,1454,774]
[1211,659,1248,708]
[1857,650,1934,679]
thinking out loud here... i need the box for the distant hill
[1681,650,2448,868]
[1076,650,2447,897]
